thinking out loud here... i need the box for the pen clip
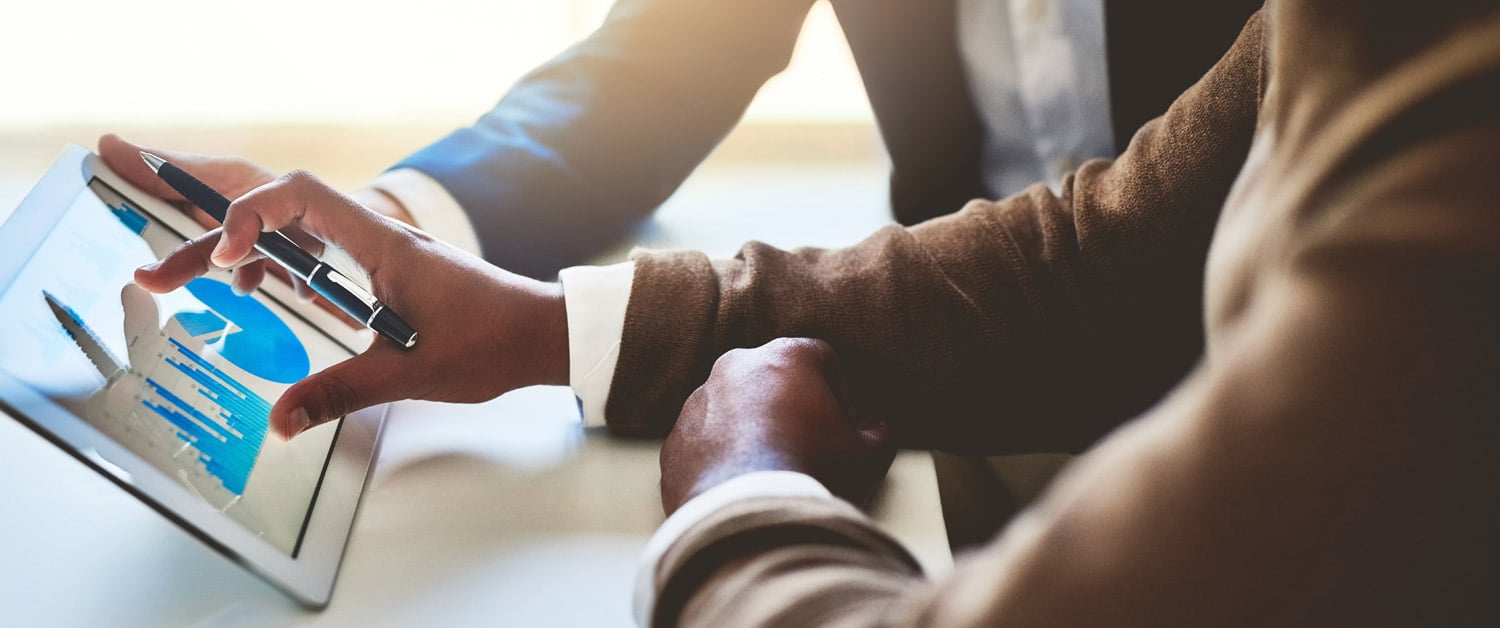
[324,269,379,309]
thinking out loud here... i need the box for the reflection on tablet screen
[0,178,350,556]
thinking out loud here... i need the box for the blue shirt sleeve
[393,0,816,278]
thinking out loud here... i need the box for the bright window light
[1,1,871,128]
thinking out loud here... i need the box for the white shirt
[367,1,1113,622]
[959,0,1114,194]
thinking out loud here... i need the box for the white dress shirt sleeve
[369,168,485,257]
[558,261,636,426]
[632,470,834,626]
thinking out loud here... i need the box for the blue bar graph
[140,338,270,495]
[107,201,149,235]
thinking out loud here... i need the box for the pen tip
[139,151,165,174]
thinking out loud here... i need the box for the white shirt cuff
[559,261,635,427]
[369,168,484,257]
[633,470,832,627]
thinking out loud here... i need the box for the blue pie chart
[175,278,311,384]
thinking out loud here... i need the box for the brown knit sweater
[627,1,1500,625]
[606,13,1266,453]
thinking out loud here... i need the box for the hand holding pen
[110,137,570,440]
[141,151,419,348]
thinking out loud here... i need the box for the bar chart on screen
[2,174,338,554]
[126,277,310,505]
[141,337,271,496]
[49,274,311,510]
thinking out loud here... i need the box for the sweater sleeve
[603,13,1267,451]
[648,9,1500,624]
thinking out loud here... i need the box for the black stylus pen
[140,152,419,349]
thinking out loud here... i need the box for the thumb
[856,421,896,477]
[837,421,896,506]
[270,348,408,440]
[858,421,892,452]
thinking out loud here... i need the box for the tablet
[0,145,385,608]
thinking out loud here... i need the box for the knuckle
[308,373,360,420]
[768,337,834,365]
[284,169,319,186]
[792,337,834,355]
[224,197,263,227]
[713,346,746,367]
[678,386,707,415]
[286,170,335,201]
[711,338,835,381]
[711,347,754,375]
[179,233,214,255]
[221,206,245,228]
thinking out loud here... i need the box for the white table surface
[0,158,950,626]
[0,388,947,627]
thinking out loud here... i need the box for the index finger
[212,170,410,275]
[135,228,265,294]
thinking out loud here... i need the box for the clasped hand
[660,338,895,514]
[100,135,569,441]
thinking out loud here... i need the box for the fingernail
[281,407,311,441]
[210,239,232,268]
[230,281,251,297]
[138,260,161,273]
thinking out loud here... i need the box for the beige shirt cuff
[632,471,832,626]
[559,261,635,427]
[369,168,484,256]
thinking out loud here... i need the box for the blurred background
[0,0,893,259]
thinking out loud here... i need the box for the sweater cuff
[633,471,834,626]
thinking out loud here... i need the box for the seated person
[644,3,1500,625]
[120,0,1500,624]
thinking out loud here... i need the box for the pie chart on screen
[173,278,311,384]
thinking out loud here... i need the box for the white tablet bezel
[0,145,386,608]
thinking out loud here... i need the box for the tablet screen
[0,177,352,556]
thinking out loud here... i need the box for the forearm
[605,13,1267,446]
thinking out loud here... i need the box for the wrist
[352,186,417,227]
[680,454,803,513]
[522,279,570,388]
[542,281,570,386]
